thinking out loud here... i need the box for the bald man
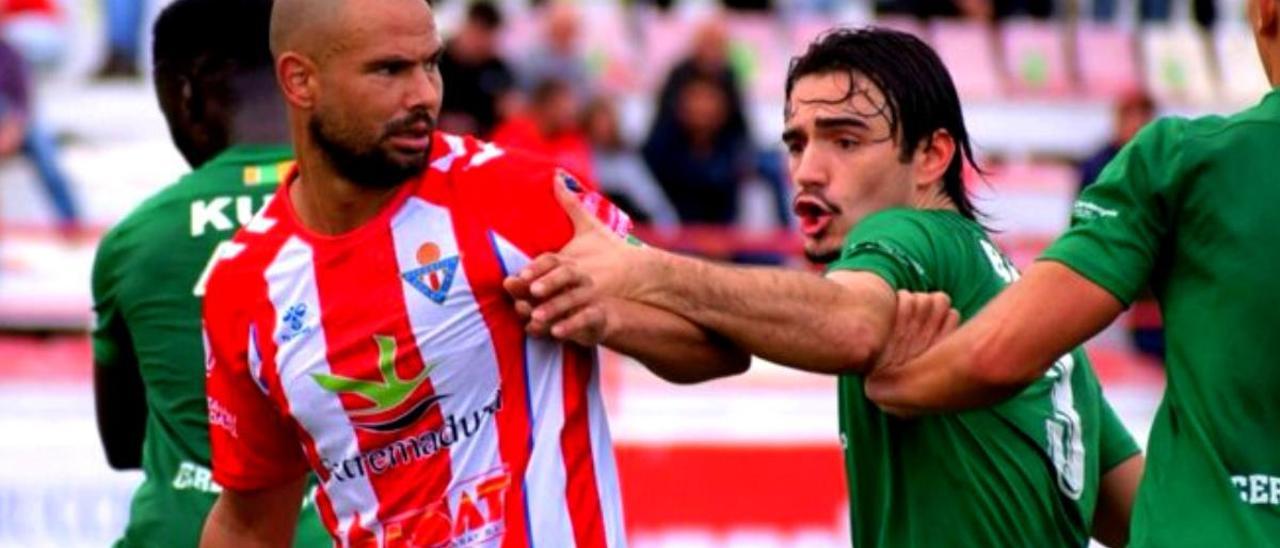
[198,0,747,546]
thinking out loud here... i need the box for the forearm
[1093,454,1144,547]
[865,262,1124,413]
[601,299,750,384]
[201,479,306,548]
[629,249,892,375]
[94,362,147,470]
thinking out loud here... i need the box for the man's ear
[277,52,318,109]
[912,129,956,193]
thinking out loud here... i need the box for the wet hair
[785,27,983,220]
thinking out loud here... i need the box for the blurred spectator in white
[520,2,590,100]
[583,96,679,229]
[876,0,1052,20]
[491,77,594,181]
[1080,90,1155,191]
[0,36,80,232]
[96,0,146,78]
[438,1,517,138]
[643,71,755,226]
[1,0,67,70]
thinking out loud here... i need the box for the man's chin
[802,240,842,265]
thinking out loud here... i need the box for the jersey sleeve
[1098,397,1142,472]
[474,145,633,256]
[1039,119,1184,306]
[91,229,137,370]
[826,209,936,292]
[203,272,309,491]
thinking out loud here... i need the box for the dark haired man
[90,0,327,545]
[198,0,746,545]
[437,0,516,137]
[865,0,1280,545]
[508,27,1143,547]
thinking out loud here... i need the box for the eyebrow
[814,116,870,131]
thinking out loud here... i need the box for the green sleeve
[826,209,935,292]
[91,229,137,369]
[1098,397,1142,472]
[1040,118,1183,306]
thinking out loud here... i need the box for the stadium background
[0,0,1264,545]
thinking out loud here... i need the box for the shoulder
[845,208,948,248]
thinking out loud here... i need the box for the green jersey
[1041,90,1280,546]
[92,146,327,547]
[827,209,1140,547]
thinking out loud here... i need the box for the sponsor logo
[1232,474,1280,506]
[403,242,460,305]
[384,468,511,547]
[1072,200,1119,221]
[321,389,502,483]
[312,335,445,433]
[207,397,238,438]
[172,461,223,494]
[279,303,316,343]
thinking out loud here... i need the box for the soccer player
[90,0,328,545]
[508,28,1143,547]
[197,0,747,546]
[862,1,1280,545]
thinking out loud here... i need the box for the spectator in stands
[0,37,80,232]
[583,96,679,229]
[492,77,594,181]
[1079,89,1162,363]
[1,0,67,70]
[1080,90,1154,191]
[876,0,1053,20]
[652,18,750,156]
[96,0,145,78]
[520,3,590,100]
[438,1,517,138]
[643,71,755,226]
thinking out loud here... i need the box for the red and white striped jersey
[203,132,632,548]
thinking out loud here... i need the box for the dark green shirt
[828,208,1139,547]
[92,146,327,547]
[1042,89,1280,546]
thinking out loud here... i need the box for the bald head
[270,0,432,60]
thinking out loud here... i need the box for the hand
[867,290,960,416]
[504,253,612,347]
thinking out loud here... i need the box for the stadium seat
[930,21,1003,101]
[1001,19,1073,98]
[1216,26,1271,107]
[973,160,1077,263]
[725,14,789,102]
[581,3,642,95]
[1076,23,1142,99]
[638,12,699,93]
[1141,24,1218,105]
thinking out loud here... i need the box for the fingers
[879,291,956,369]
[551,305,609,347]
[553,171,604,234]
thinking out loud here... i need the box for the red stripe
[448,179,533,548]
[561,347,607,548]
[247,236,348,543]
[311,221,455,546]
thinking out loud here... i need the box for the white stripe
[265,236,384,546]
[390,199,504,533]
[492,233,576,547]
[586,354,626,547]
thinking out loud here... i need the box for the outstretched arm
[864,261,1125,414]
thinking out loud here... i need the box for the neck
[228,75,291,146]
[289,142,404,236]
[911,185,958,212]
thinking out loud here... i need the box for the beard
[309,107,436,190]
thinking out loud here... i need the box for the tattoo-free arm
[864,261,1125,413]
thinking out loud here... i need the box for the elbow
[103,447,142,471]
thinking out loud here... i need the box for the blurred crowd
[0,0,1242,255]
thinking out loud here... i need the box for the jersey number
[1046,353,1085,500]
[193,240,244,297]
